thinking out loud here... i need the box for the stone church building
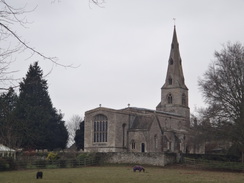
[84,27,201,153]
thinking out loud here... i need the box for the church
[84,26,202,153]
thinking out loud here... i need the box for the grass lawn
[0,166,244,183]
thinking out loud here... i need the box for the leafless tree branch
[0,1,78,90]
[90,0,105,8]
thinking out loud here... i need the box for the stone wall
[96,152,177,166]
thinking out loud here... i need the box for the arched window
[167,93,173,104]
[168,77,172,85]
[94,114,108,142]
[182,93,186,106]
[169,58,173,65]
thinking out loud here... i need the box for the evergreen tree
[15,62,68,150]
[0,87,19,148]
[74,121,84,150]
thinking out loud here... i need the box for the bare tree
[199,42,244,161]
[0,1,26,88]
[0,1,75,90]
[66,115,83,147]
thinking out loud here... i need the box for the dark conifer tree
[0,87,19,148]
[15,62,68,150]
[74,121,84,150]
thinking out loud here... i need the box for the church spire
[156,26,189,124]
[172,25,178,46]
[163,25,187,89]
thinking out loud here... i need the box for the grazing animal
[133,165,145,172]
[36,171,43,179]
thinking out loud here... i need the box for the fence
[0,156,99,171]
[16,157,98,170]
[184,157,244,172]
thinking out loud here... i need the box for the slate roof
[130,115,153,130]
[122,107,182,117]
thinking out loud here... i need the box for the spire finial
[173,18,176,27]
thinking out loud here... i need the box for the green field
[0,166,244,183]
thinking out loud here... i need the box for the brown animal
[133,165,145,172]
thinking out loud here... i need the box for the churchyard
[0,166,244,183]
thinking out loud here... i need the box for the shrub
[0,158,16,171]
[46,152,59,161]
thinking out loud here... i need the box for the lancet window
[182,93,186,106]
[167,93,173,104]
[168,77,173,85]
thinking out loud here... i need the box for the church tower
[156,26,190,124]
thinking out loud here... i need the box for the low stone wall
[96,152,176,166]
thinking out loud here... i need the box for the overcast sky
[3,0,244,123]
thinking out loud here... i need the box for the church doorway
[141,143,145,152]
